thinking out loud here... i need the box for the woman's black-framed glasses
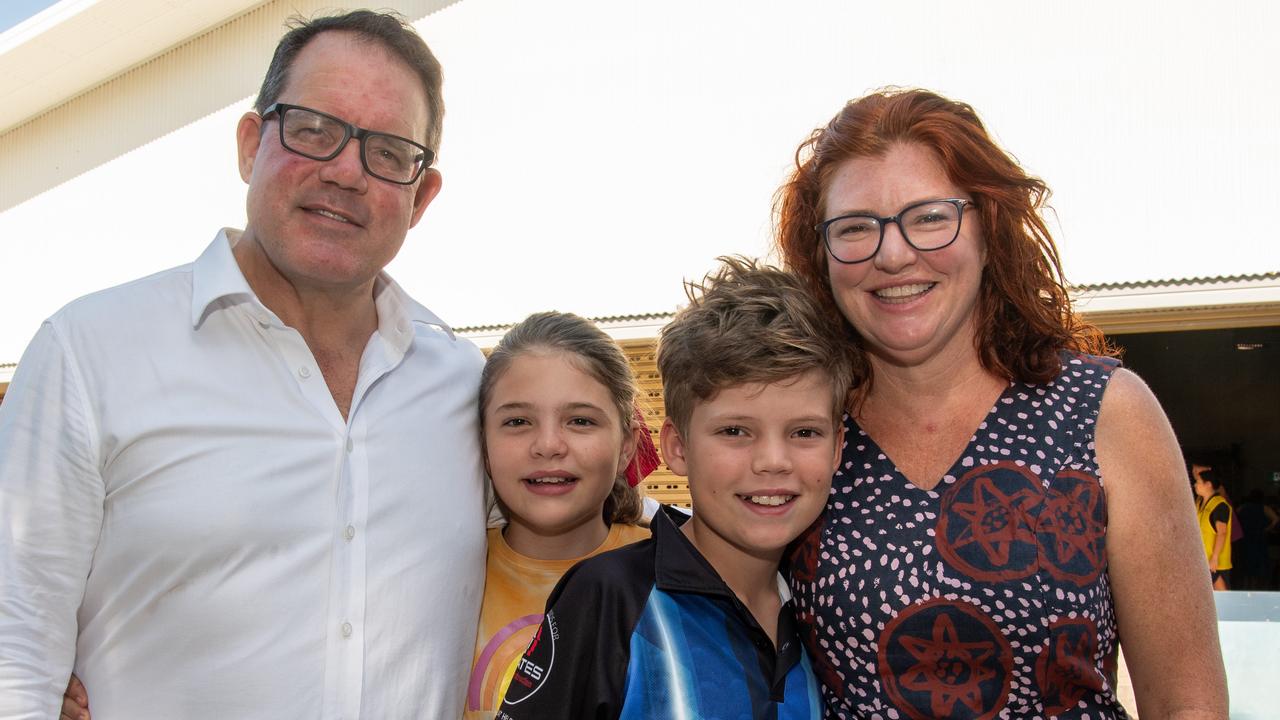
[817,198,975,264]
[260,103,434,185]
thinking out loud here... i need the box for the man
[0,11,486,719]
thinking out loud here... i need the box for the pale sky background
[2,0,1278,363]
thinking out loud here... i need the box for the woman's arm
[1095,369,1227,719]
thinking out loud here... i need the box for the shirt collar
[651,504,742,598]
[191,228,255,328]
[190,228,457,345]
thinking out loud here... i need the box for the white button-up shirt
[0,230,487,719]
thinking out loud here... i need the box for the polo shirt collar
[652,504,743,598]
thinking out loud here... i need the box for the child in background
[497,257,855,720]
[59,311,661,720]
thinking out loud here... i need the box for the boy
[497,257,855,719]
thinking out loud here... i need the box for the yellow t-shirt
[463,522,650,719]
[1196,494,1233,570]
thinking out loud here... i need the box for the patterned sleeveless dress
[789,353,1127,719]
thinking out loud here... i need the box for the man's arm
[0,321,105,718]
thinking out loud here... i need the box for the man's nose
[317,137,369,192]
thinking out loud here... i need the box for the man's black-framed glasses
[817,198,975,264]
[261,103,434,185]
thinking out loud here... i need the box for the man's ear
[236,112,264,184]
[659,418,689,477]
[408,168,443,228]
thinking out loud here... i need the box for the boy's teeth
[744,494,794,506]
[313,209,350,223]
[875,283,932,299]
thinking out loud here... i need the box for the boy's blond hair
[657,256,858,434]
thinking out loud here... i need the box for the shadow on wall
[0,0,460,213]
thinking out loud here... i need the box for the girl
[59,311,660,720]
[465,311,656,718]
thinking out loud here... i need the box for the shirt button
[345,438,354,453]
[344,525,355,541]
[299,366,311,379]
[341,622,353,638]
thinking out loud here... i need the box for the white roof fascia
[461,316,673,350]
[1072,276,1280,314]
[0,0,265,133]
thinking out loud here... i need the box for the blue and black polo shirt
[496,505,822,719]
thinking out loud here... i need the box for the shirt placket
[252,309,372,719]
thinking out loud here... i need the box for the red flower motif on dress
[1037,469,1106,586]
[879,598,1011,720]
[1036,616,1106,715]
[899,613,996,716]
[786,511,825,584]
[937,463,1042,582]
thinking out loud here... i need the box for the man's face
[235,31,441,293]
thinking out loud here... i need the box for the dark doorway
[1110,325,1280,496]
[1109,325,1280,589]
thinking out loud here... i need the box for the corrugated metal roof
[456,311,676,335]
[459,272,1280,339]
[1073,272,1279,292]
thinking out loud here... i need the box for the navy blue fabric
[499,506,821,719]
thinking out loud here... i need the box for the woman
[1192,464,1233,590]
[776,89,1226,718]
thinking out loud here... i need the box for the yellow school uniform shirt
[464,522,650,719]
[1196,494,1232,570]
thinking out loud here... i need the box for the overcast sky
[2,0,1278,362]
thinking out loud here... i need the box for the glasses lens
[824,215,881,263]
[364,134,424,184]
[901,201,962,250]
[280,107,345,158]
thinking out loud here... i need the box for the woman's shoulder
[1053,350,1123,386]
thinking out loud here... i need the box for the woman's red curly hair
[774,88,1111,389]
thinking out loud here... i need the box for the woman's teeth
[742,494,795,506]
[874,283,933,301]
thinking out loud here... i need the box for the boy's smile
[661,370,842,565]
